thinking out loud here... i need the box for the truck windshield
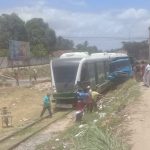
[110,59,130,72]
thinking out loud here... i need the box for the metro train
[50,52,133,109]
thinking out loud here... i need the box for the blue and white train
[50,52,133,108]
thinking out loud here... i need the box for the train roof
[91,52,128,59]
[60,52,89,58]
[52,52,128,65]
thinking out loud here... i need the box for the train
[50,52,133,109]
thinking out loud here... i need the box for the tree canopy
[0,13,27,49]
[0,13,75,56]
[0,13,100,57]
[76,41,98,54]
[122,41,149,60]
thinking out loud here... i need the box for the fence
[0,56,50,68]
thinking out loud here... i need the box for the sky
[0,0,150,50]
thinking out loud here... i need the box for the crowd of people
[134,61,150,87]
[75,84,100,122]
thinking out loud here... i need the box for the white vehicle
[50,52,132,108]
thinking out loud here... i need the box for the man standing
[14,69,19,86]
[143,63,150,87]
[40,93,52,117]
[33,68,38,81]
[91,90,100,111]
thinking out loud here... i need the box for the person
[40,93,52,117]
[141,61,146,79]
[13,69,19,86]
[143,63,150,87]
[33,68,38,81]
[85,86,93,112]
[134,62,141,82]
[91,90,101,111]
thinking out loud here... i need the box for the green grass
[36,79,140,150]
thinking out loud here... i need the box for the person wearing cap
[40,93,52,117]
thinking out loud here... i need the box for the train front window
[53,65,78,83]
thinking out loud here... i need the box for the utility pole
[148,27,150,62]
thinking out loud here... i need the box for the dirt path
[14,112,74,150]
[127,84,150,150]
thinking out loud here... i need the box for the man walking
[40,93,52,117]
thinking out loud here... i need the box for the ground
[126,83,150,150]
[1,77,150,150]
[14,113,74,150]
[0,81,52,137]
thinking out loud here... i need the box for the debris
[22,118,28,121]
[75,131,85,137]
[99,113,106,119]
[93,119,98,123]
[55,138,60,142]
[78,124,88,128]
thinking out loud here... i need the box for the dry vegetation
[0,81,52,137]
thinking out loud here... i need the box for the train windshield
[52,58,80,92]
[53,65,78,83]
[110,59,130,72]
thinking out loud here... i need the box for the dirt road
[127,84,150,150]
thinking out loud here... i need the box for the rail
[0,111,71,150]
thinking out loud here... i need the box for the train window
[97,61,105,84]
[81,63,89,82]
[87,63,96,87]
[110,59,130,72]
[53,65,78,83]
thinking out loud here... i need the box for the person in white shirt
[143,63,150,87]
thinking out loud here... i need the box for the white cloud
[0,3,150,49]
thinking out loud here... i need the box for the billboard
[9,40,30,61]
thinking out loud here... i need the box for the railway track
[0,111,71,150]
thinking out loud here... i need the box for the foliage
[55,36,74,50]
[0,13,28,49]
[122,41,149,60]
[76,41,99,54]
[0,48,8,57]
[31,43,48,56]
[26,18,56,54]
[0,13,75,57]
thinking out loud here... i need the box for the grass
[1,64,51,79]
[0,84,53,138]
[36,79,140,150]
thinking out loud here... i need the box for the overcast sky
[0,0,150,50]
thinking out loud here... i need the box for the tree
[122,41,149,60]
[26,18,56,55]
[55,36,74,50]
[0,13,27,50]
[76,41,98,54]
